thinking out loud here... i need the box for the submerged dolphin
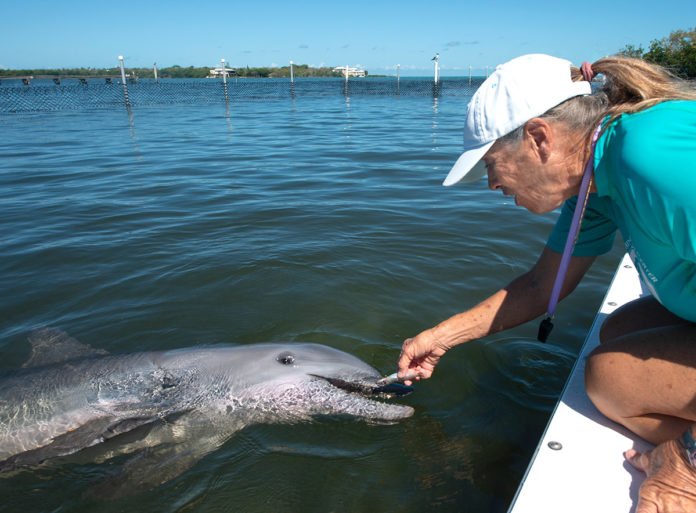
[0,328,413,493]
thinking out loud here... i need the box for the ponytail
[500,55,695,152]
[571,55,696,122]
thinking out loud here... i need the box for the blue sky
[2,0,694,75]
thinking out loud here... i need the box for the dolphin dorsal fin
[22,327,109,368]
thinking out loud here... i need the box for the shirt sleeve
[546,195,618,257]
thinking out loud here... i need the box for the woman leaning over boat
[397,53,696,511]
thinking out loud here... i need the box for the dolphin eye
[277,352,295,365]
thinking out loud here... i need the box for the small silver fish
[376,371,420,386]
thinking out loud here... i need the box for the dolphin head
[160,343,414,424]
[261,343,415,423]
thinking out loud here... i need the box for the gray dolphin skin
[0,328,413,494]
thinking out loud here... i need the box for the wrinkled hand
[397,328,450,386]
[626,436,696,512]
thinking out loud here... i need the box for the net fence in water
[0,77,483,113]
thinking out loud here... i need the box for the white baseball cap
[443,54,592,186]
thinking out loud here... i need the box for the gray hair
[498,92,610,147]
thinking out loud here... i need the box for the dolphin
[0,328,413,494]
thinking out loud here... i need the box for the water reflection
[126,110,141,159]
[431,95,440,151]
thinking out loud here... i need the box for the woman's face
[482,124,580,214]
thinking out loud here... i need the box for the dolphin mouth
[308,374,414,400]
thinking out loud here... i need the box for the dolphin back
[0,329,191,466]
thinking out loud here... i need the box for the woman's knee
[584,348,610,403]
[598,299,643,343]
[584,347,620,416]
[584,345,637,419]
[599,296,684,344]
[599,314,621,343]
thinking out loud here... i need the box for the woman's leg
[585,296,696,445]
[598,296,691,343]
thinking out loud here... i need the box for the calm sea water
[0,80,624,513]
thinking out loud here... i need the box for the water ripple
[0,94,625,512]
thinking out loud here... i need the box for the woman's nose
[487,171,501,191]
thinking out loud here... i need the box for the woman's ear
[524,118,553,163]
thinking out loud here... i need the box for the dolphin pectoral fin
[0,417,117,472]
[101,416,161,440]
[85,437,222,499]
[22,327,108,368]
[0,416,162,473]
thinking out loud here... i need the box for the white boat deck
[508,253,653,513]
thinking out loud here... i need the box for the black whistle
[537,317,554,343]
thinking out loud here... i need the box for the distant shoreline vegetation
[619,27,695,79]
[5,26,692,81]
[0,64,362,79]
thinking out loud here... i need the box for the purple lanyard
[538,124,602,343]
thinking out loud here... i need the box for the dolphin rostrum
[0,328,413,494]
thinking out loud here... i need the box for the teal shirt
[547,101,696,322]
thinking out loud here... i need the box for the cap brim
[443,141,493,186]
